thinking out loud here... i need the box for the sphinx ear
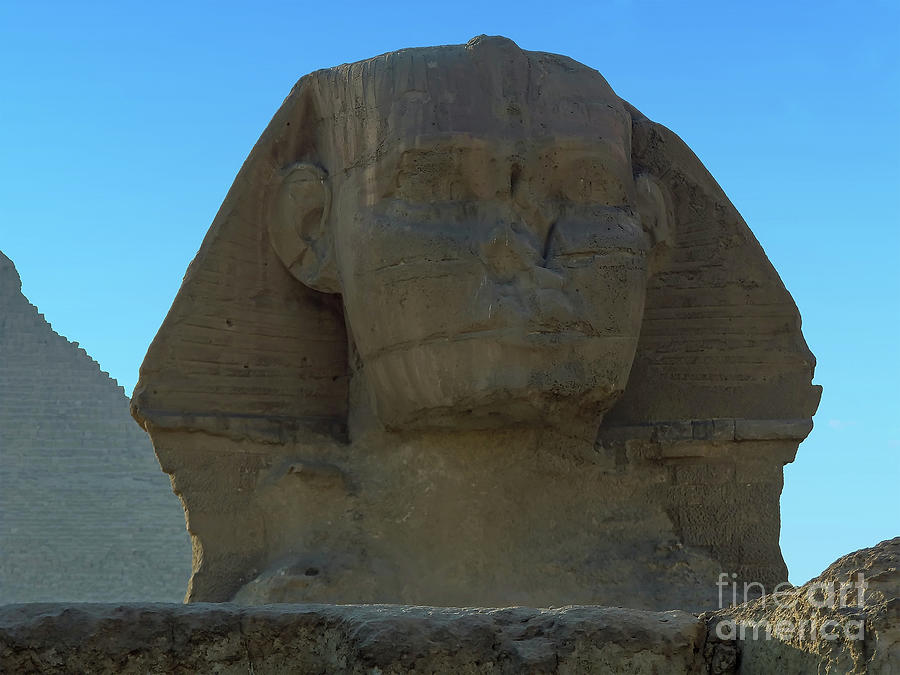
[269,163,339,294]
[635,172,673,276]
[635,172,672,250]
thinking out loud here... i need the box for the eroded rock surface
[709,537,900,674]
[131,36,820,610]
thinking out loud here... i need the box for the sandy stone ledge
[0,603,707,674]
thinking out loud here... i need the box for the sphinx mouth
[516,330,636,347]
[363,324,634,361]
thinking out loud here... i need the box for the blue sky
[1,1,897,586]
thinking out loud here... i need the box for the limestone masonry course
[0,250,190,603]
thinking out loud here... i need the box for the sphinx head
[265,36,670,431]
[133,36,817,446]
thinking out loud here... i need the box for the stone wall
[0,603,710,674]
[2,540,896,673]
[0,251,190,602]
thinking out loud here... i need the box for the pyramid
[0,251,190,602]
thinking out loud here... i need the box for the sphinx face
[328,92,652,430]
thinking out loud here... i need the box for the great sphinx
[132,36,821,610]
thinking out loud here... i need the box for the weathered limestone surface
[132,36,821,610]
[0,251,190,602]
[708,537,900,674]
[0,603,708,674]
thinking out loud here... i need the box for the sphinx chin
[363,332,638,430]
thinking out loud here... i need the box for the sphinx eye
[392,150,456,201]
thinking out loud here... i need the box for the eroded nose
[477,220,566,298]
[478,223,540,281]
[477,176,559,279]
[510,166,558,255]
